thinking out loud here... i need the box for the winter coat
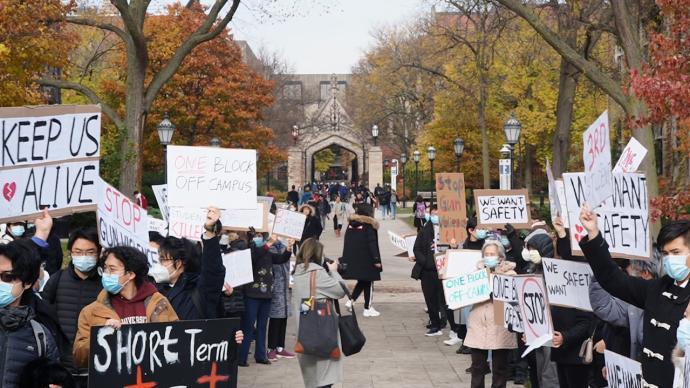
[462,237,484,251]
[73,288,178,368]
[464,260,518,350]
[293,263,347,388]
[0,306,59,388]
[331,201,348,222]
[270,241,292,319]
[580,232,690,388]
[340,214,382,281]
[244,243,292,300]
[589,277,645,360]
[413,221,436,273]
[301,217,323,243]
[299,192,313,205]
[287,190,300,205]
[550,305,594,365]
[157,235,225,320]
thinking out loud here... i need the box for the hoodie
[111,282,158,324]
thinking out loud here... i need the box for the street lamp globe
[427,146,436,161]
[210,137,221,148]
[413,150,421,163]
[500,144,512,158]
[157,113,175,146]
[503,112,522,146]
[400,152,407,164]
[453,137,465,158]
[371,124,379,138]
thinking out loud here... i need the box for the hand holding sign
[33,208,52,241]
[205,206,220,233]
[579,204,599,240]
[553,216,566,239]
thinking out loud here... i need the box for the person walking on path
[287,185,300,207]
[293,238,347,388]
[331,195,348,238]
[267,238,297,362]
[340,203,382,317]
[390,189,398,220]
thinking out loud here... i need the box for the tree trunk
[552,59,579,178]
[479,71,490,189]
[524,143,533,195]
[118,54,147,197]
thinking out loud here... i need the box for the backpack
[30,320,47,357]
[415,202,427,218]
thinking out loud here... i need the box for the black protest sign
[88,318,240,388]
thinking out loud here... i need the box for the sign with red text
[542,258,593,311]
[168,207,206,241]
[0,105,101,222]
[436,173,468,244]
[583,110,613,208]
[96,178,150,254]
[474,189,531,229]
[613,137,648,174]
[516,275,553,355]
[167,145,257,209]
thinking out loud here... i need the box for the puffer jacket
[269,241,292,319]
[340,214,381,282]
[0,306,59,388]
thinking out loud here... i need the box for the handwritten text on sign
[492,274,518,303]
[583,110,613,208]
[167,146,257,209]
[542,258,593,311]
[88,318,240,388]
[168,207,207,241]
[516,275,553,347]
[563,172,650,259]
[436,173,468,244]
[442,269,491,310]
[151,184,168,221]
[613,137,647,174]
[474,189,531,229]
[604,350,643,388]
[272,208,307,240]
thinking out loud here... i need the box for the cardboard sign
[405,235,417,258]
[222,249,254,288]
[148,217,168,237]
[503,302,524,333]
[436,173,468,244]
[0,105,101,222]
[168,207,206,241]
[474,189,531,229]
[516,275,553,355]
[583,110,613,208]
[563,172,650,259]
[604,350,643,388]
[542,258,593,311]
[492,274,519,303]
[88,318,240,388]
[442,269,491,310]
[438,249,483,279]
[151,184,169,221]
[167,145,257,209]
[387,231,412,252]
[97,178,150,252]
[220,203,268,232]
[613,137,648,174]
[272,208,307,240]
[554,180,570,226]
[546,160,562,222]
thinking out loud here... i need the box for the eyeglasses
[0,271,19,283]
[97,267,125,276]
[71,249,98,256]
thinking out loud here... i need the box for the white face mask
[521,248,531,261]
[149,263,171,284]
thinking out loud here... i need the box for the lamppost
[503,112,522,189]
[210,137,221,148]
[427,146,436,205]
[653,124,663,175]
[413,150,420,198]
[453,137,464,172]
[157,113,175,184]
[400,152,407,208]
[499,144,512,190]
[292,125,299,146]
[372,125,379,146]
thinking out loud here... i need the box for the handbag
[294,271,341,359]
[578,326,597,365]
[334,283,366,356]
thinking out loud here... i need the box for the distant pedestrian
[413,196,427,231]
[331,196,348,238]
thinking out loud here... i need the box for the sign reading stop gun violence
[97,178,150,255]
[167,145,257,209]
[0,105,101,222]
[474,189,531,229]
[88,318,240,388]
[563,172,651,259]
[542,258,593,311]
[436,173,468,244]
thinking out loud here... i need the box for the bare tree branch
[65,15,129,44]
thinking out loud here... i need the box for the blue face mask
[663,255,690,282]
[678,319,690,348]
[72,256,97,273]
[483,256,499,269]
[9,225,25,238]
[476,230,488,240]
[424,214,431,222]
[253,237,265,248]
[101,273,124,294]
[0,281,18,308]
[500,236,510,248]
[430,215,439,225]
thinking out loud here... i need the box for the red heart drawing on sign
[2,182,16,202]
[574,224,584,242]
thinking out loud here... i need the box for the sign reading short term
[88,318,240,388]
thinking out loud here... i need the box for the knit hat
[525,231,554,258]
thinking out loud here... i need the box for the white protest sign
[555,180,570,226]
[583,110,613,208]
[563,172,650,259]
[267,212,275,233]
[258,196,274,209]
[684,345,690,388]
[546,160,562,222]
[492,274,518,302]
[168,207,206,241]
[166,145,257,209]
[516,275,553,355]
[222,249,254,288]
[0,105,101,222]
[151,184,168,221]
[148,217,168,237]
[96,178,150,253]
[439,249,483,279]
[474,189,531,229]
[604,350,643,388]
[503,302,524,333]
[220,203,268,232]
[388,230,407,251]
[542,258,593,311]
[442,269,491,310]
[405,235,417,259]
[272,208,307,240]
[613,137,648,174]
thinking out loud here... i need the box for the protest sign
[604,350,643,388]
[542,258,593,311]
[503,302,524,333]
[405,235,417,259]
[474,189,531,229]
[97,178,150,254]
[222,249,254,288]
[272,208,307,240]
[554,180,570,226]
[442,269,491,310]
[168,207,206,241]
[220,203,268,232]
[613,137,648,174]
[438,249,483,279]
[148,217,168,237]
[562,172,650,259]
[516,275,553,355]
[492,274,518,302]
[167,145,257,209]
[258,196,274,209]
[88,318,240,388]
[546,160,562,222]
[151,184,169,221]
[583,110,613,208]
[436,173,468,244]
[684,346,690,388]
[388,230,408,251]
[0,105,101,222]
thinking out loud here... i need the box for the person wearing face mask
[579,206,690,388]
[72,246,179,368]
[0,222,27,245]
[463,217,487,251]
[0,240,60,388]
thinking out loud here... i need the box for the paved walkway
[239,215,519,387]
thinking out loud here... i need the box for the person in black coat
[287,185,300,207]
[579,207,690,388]
[221,233,248,318]
[299,204,323,243]
[340,203,382,317]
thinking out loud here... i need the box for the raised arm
[198,207,225,319]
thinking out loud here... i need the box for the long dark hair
[294,238,323,273]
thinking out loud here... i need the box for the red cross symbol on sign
[124,365,157,388]
[197,361,230,388]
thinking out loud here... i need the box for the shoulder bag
[334,283,366,356]
[294,271,341,359]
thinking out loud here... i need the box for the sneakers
[363,307,380,317]
[267,350,278,361]
[276,349,296,359]
[425,328,443,336]
[443,331,462,346]
[345,299,353,312]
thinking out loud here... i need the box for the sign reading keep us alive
[0,105,101,222]
[167,145,257,209]
[474,189,531,229]
[436,173,468,244]
[582,110,613,208]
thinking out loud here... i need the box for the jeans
[390,202,397,219]
[240,297,271,362]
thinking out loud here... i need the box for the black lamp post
[372,125,379,146]
[292,125,299,146]
[453,137,464,172]
[400,152,407,208]
[413,150,420,198]
[503,112,522,189]
[157,113,175,184]
[427,146,436,206]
